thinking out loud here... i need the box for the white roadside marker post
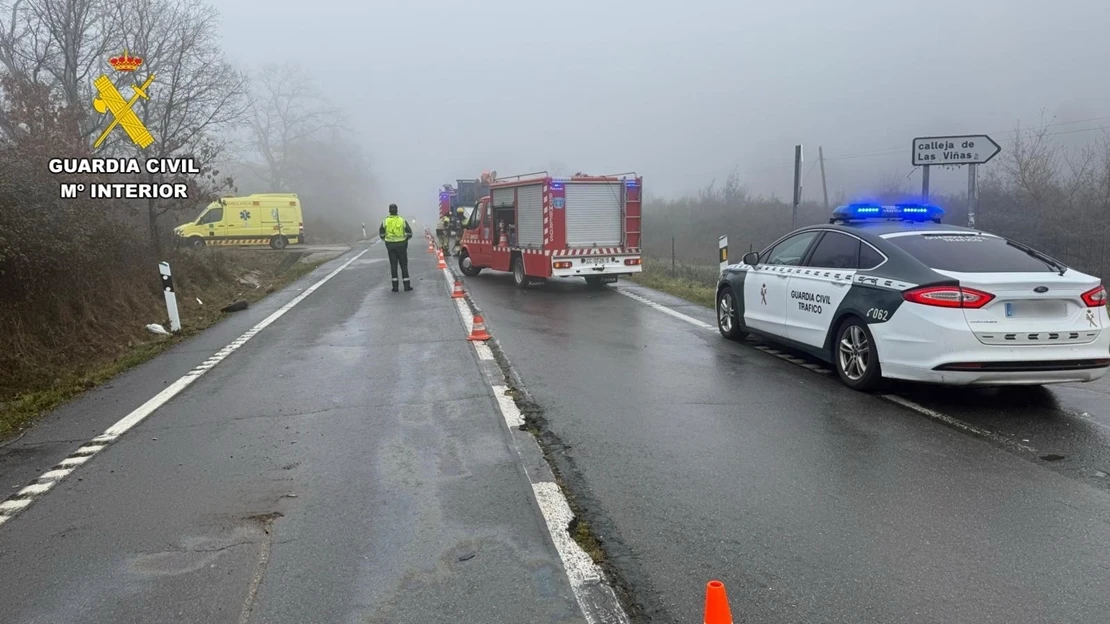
[718,236,728,275]
[159,261,182,333]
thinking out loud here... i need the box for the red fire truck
[457,172,643,288]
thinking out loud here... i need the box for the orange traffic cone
[451,279,465,299]
[428,241,434,253]
[467,315,492,341]
[437,252,447,270]
[704,580,733,624]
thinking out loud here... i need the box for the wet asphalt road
[0,243,585,624]
[461,270,1110,624]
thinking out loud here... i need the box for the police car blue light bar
[831,202,944,223]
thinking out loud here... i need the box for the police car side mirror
[742,251,760,266]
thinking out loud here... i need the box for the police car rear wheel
[269,235,288,250]
[717,287,747,340]
[835,318,882,391]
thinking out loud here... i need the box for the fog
[216,0,1110,222]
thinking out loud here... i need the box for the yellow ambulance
[174,193,305,249]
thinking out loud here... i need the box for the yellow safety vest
[382,215,407,242]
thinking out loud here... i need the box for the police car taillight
[903,285,994,309]
[1081,284,1107,307]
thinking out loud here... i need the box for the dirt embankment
[0,247,342,439]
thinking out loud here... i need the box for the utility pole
[792,145,803,229]
[818,146,829,211]
[922,165,930,201]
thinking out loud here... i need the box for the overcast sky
[216,0,1110,219]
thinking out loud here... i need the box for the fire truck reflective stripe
[488,247,640,257]
[550,247,630,256]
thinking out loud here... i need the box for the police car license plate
[1005,300,1067,318]
[581,257,614,265]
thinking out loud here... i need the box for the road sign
[912,134,1001,166]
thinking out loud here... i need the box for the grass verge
[625,257,717,308]
[0,249,335,441]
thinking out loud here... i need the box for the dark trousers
[386,241,411,290]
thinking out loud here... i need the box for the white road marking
[455,297,474,334]
[0,247,370,527]
[102,375,196,439]
[615,286,835,376]
[753,345,832,375]
[445,262,630,624]
[0,499,31,512]
[612,287,714,330]
[19,482,55,496]
[474,343,495,361]
[531,482,603,586]
[491,385,525,428]
[881,394,1037,453]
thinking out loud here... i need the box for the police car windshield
[886,233,1058,273]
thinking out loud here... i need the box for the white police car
[716,203,1110,390]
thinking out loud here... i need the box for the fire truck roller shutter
[516,184,544,247]
[491,187,515,208]
[565,182,622,247]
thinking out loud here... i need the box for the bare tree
[111,0,248,250]
[2,0,114,139]
[246,63,342,189]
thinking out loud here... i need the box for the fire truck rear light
[553,261,572,269]
[624,258,641,266]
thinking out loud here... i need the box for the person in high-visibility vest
[379,203,413,292]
